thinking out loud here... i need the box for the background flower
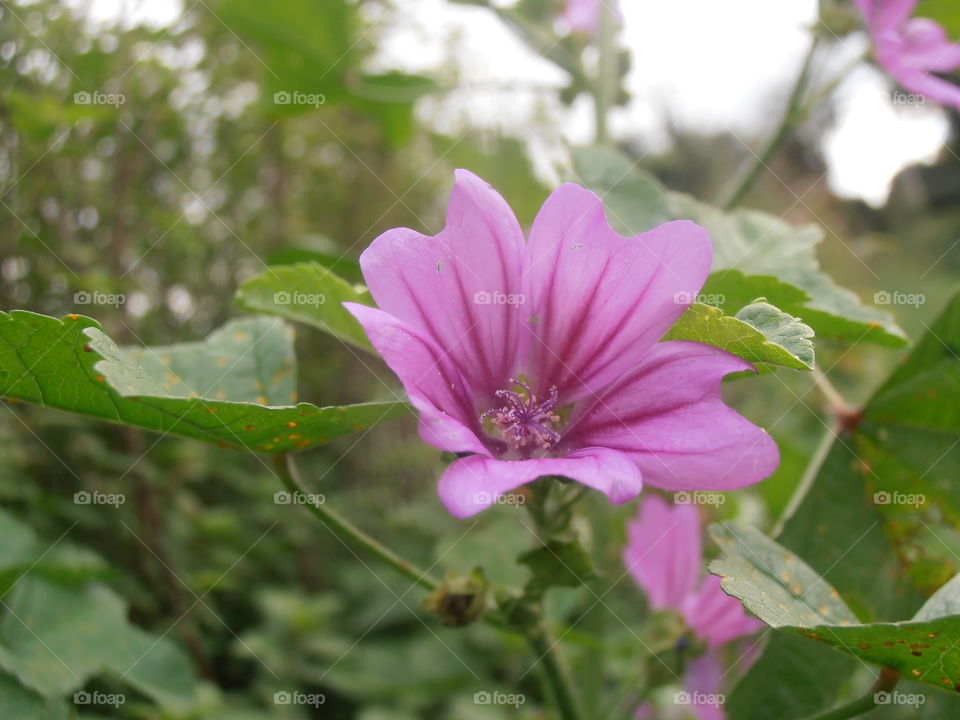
[854,0,960,110]
[624,495,763,719]
[562,0,623,36]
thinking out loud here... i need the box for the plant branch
[273,453,439,590]
[720,35,821,209]
[527,627,587,720]
[274,454,586,720]
[773,419,838,536]
[593,0,617,146]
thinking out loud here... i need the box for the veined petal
[683,575,764,649]
[566,341,779,491]
[437,447,642,518]
[358,169,527,400]
[525,184,712,402]
[623,495,702,610]
[344,303,486,454]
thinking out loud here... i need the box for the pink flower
[562,0,623,36]
[624,495,764,720]
[346,171,778,517]
[854,0,960,110]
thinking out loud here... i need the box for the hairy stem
[275,454,586,720]
[273,453,439,590]
[773,419,838,536]
[527,628,587,720]
[720,35,821,209]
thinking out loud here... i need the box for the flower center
[481,379,561,450]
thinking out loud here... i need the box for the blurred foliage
[2,0,960,719]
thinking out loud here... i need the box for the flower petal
[344,303,487,454]
[562,0,623,35]
[683,575,764,649]
[525,184,712,401]
[885,61,960,111]
[358,169,527,400]
[870,0,919,31]
[900,18,960,71]
[623,495,702,610]
[566,341,779,491]
[437,447,642,518]
[852,0,873,23]
[683,653,727,720]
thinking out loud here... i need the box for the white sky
[72,0,951,206]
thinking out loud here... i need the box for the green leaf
[347,73,438,147]
[518,539,596,598]
[0,673,70,720]
[216,0,357,108]
[0,311,405,452]
[0,576,198,707]
[0,509,109,591]
[571,147,906,347]
[866,292,960,434]
[570,146,672,230]
[349,72,438,103]
[663,301,814,371]
[119,315,297,405]
[234,262,375,352]
[728,292,960,718]
[915,573,960,621]
[709,523,857,627]
[735,302,816,367]
[725,633,855,720]
[0,510,202,711]
[711,528,960,695]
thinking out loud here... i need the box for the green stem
[275,455,585,720]
[772,418,837,536]
[593,0,616,146]
[554,485,591,520]
[273,453,439,590]
[527,628,586,720]
[801,668,898,720]
[720,35,821,209]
